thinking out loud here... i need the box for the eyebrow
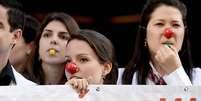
[153,19,181,23]
[59,31,69,35]
[44,29,69,35]
[77,54,89,57]
[43,29,52,32]
[154,19,164,22]
[65,53,88,57]
[171,20,180,23]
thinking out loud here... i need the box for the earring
[101,74,106,80]
[38,56,41,61]
[144,39,147,47]
[26,50,31,56]
[10,43,15,49]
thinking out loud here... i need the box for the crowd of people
[0,0,200,94]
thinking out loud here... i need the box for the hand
[154,45,182,74]
[65,77,89,93]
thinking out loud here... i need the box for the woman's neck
[13,63,25,73]
[42,62,66,85]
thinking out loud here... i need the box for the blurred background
[18,0,197,67]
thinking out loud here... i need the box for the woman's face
[146,5,185,56]
[39,20,70,64]
[65,39,111,84]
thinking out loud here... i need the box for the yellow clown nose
[49,49,56,56]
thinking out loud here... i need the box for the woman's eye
[80,58,88,63]
[172,24,180,28]
[59,34,70,40]
[42,33,50,38]
[155,23,164,26]
[61,36,69,40]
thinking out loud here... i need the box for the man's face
[0,5,13,53]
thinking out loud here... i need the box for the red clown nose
[164,28,174,39]
[65,63,79,74]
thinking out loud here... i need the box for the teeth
[49,49,56,56]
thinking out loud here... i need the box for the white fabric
[0,85,199,101]
[163,66,192,85]
[191,67,201,85]
[117,67,201,85]
[117,68,124,85]
[11,66,37,86]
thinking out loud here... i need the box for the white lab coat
[10,66,37,86]
[117,67,201,85]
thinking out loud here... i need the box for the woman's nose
[163,28,174,39]
[50,40,57,45]
[65,62,80,74]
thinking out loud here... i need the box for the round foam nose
[164,28,174,39]
[65,62,79,74]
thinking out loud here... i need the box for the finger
[169,45,178,53]
[164,44,178,53]
[77,79,84,90]
[159,46,167,58]
[70,79,78,89]
[161,45,176,59]
[66,79,77,91]
[82,79,89,90]
[163,45,178,59]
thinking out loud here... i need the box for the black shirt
[0,62,16,85]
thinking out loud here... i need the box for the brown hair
[67,29,118,84]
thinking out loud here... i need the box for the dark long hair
[31,12,80,84]
[122,0,192,84]
[67,29,118,84]
[19,14,41,81]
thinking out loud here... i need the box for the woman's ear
[102,62,112,76]
[11,29,22,46]
[26,41,35,55]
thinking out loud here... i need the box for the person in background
[65,29,118,93]
[32,12,80,84]
[119,0,201,85]
[0,0,36,85]
[9,14,40,81]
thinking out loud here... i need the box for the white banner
[0,85,200,101]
